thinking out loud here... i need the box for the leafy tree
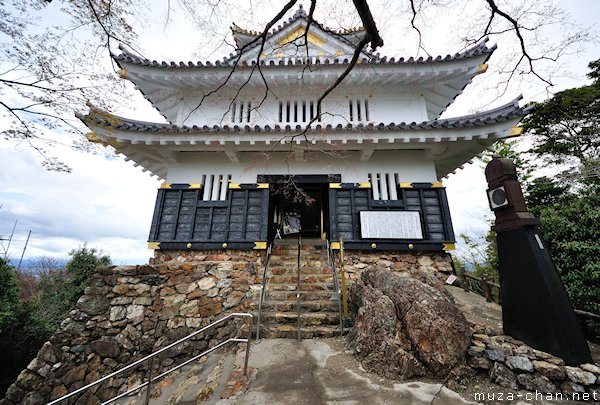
[0,258,51,397]
[454,232,499,283]
[38,245,110,328]
[523,59,600,184]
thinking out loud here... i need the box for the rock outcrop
[347,266,471,380]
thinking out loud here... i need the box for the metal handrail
[256,242,273,340]
[339,237,349,320]
[296,234,302,340]
[327,240,344,336]
[48,313,253,405]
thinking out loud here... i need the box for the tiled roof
[113,36,494,69]
[80,95,529,134]
[230,4,367,50]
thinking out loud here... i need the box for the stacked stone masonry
[1,248,454,404]
[468,326,599,398]
[1,250,262,405]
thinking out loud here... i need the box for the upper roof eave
[79,95,530,137]
[111,36,496,72]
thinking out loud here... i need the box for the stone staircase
[250,239,342,338]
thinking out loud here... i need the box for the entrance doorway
[277,188,324,238]
[259,175,337,240]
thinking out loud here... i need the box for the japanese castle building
[81,6,528,253]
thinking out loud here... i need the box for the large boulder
[347,266,471,379]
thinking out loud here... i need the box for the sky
[0,0,598,266]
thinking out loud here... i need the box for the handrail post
[296,233,301,341]
[256,243,271,340]
[327,240,344,337]
[339,237,348,321]
[244,315,252,375]
[144,357,155,405]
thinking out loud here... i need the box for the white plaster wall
[165,150,437,184]
[174,83,428,127]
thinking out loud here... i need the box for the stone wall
[467,326,599,398]
[2,250,263,405]
[1,248,455,405]
[341,251,454,283]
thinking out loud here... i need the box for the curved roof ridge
[79,97,528,134]
[112,36,495,69]
[436,95,526,123]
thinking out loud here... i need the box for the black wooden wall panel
[149,187,269,246]
[329,185,454,245]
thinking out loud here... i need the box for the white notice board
[360,211,423,239]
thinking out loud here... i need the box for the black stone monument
[485,156,592,365]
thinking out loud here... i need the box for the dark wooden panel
[328,184,455,249]
[148,185,269,248]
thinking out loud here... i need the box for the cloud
[0,142,160,264]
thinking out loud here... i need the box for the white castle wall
[173,84,427,128]
[165,150,436,189]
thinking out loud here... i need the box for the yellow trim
[160,183,172,189]
[508,126,524,137]
[431,181,444,188]
[276,27,326,47]
[443,243,456,251]
[329,183,342,189]
[188,183,202,189]
[85,132,122,149]
[275,52,284,58]
[254,241,267,250]
[228,183,241,189]
[399,182,413,188]
[148,242,160,250]
[477,63,489,74]
[358,182,372,188]
[257,183,269,189]
[330,242,340,250]
[86,133,100,143]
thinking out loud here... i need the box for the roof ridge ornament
[294,4,307,18]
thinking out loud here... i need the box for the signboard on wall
[360,211,423,239]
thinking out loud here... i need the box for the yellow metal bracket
[148,242,161,250]
[508,126,524,137]
[477,63,489,74]
[254,241,267,250]
[442,243,456,251]
[399,182,413,188]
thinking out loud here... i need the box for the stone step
[269,260,330,268]
[264,276,335,284]
[257,324,342,339]
[259,311,340,326]
[254,290,337,301]
[261,283,336,292]
[249,299,339,312]
[268,265,332,276]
